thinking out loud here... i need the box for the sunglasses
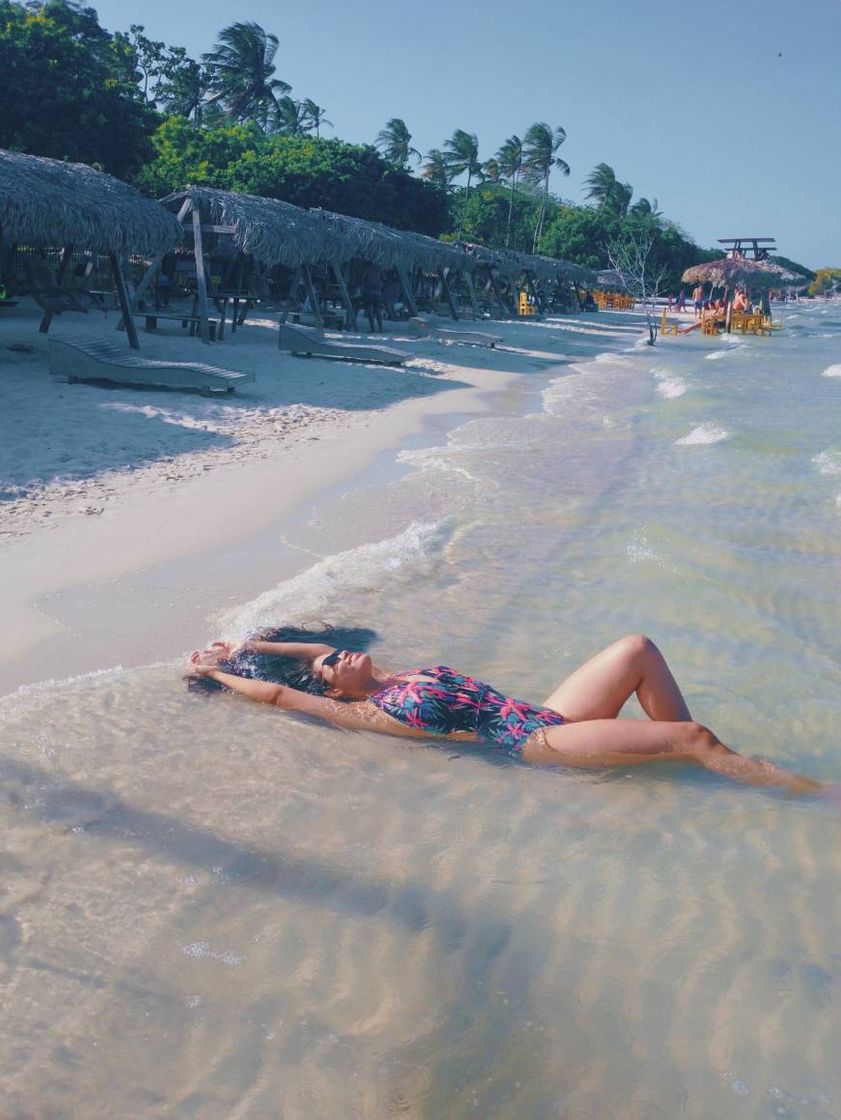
[320,649,345,673]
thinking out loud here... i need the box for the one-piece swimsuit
[369,665,565,753]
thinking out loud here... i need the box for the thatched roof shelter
[682,256,782,289]
[0,149,181,257]
[160,186,472,274]
[160,186,339,269]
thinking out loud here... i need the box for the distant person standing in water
[692,284,704,318]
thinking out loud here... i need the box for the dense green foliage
[540,207,719,291]
[807,267,841,296]
[135,118,449,234]
[0,0,158,177]
[2,4,822,286]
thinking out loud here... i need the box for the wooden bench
[137,312,219,341]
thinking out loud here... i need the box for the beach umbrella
[681,256,782,289]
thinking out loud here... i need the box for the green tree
[522,122,569,251]
[456,183,544,251]
[300,99,332,137]
[807,267,841,295]
[374,118,420,169]
[443,129,481,238]
[270,96,307,135]
[135,120,449,235]
[202,21,290,131]
[0,0,158,177]
[584,162,633,217]
[496,134,524,248]
[629,196,661,220]
[421,148,449,189]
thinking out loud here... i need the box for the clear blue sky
[94,0,840,268]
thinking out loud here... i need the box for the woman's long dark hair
[187,624,379,695]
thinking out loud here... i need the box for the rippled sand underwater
[3,307,841,1118]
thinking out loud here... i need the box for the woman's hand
[187,642,243,675]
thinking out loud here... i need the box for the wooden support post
[39,243,73,333]
[129,251,163,314]
[332,262,356,330]
[396,266,418,317]
[525,272,543,314]
[489,271,512,318]
[463,270,481,319]
[302,265,324,327]
[438,267,459,320]
[110,252,140,350]
[192,207,212,343]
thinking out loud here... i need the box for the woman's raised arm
[188,656,373,732]
[205,639,334,662]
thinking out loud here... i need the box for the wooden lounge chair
[407,316,502,348]
[278,322,409,366]
[49,335,254,394]
[659,309,680,336]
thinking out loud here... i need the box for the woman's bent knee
[616,633,659,664]
[681,721,720,759]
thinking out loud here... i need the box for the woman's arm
[195,667,374,731]
[205,639,334,662]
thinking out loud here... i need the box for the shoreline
[0,303,643,695]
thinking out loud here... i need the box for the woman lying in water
[187,631,829,795]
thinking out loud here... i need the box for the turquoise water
[2,306,841,1118]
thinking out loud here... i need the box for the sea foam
[651,366,688,398]
[812,449,841,476]
[216,520,451,637]
[675,423,729,446]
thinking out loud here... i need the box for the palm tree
[375,118,420,168]
[300,99,332,137]
[584,162,619,212]
[443,129,481,239]
[270,96,308,134]
[584,163,633,217]
[496,134,523,248]
[523,123,569,252]
[482,157,503,184]
[157,57,211,124]
[629,196,662,220]
[202,22,290,131]
[421,148,449,189]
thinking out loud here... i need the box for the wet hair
[187,623,379,696]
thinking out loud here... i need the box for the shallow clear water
[3,306,841,1118]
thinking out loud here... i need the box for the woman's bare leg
[522,718,823,794]
[542,635,691,722]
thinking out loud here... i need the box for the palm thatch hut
[0,148,181,347]
[682,254,787,328]
[156,186,481,332]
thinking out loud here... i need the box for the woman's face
[317,650,374,696]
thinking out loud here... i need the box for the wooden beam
[396,266,418,317]
[489,270,513,317]
[438,267,459,320]
[38,243,73,333]
[200,224,236,235]
[332,262,356,330]
[302,265,324,327]
[463,270,481,319]
[525,272,543,314]
[129,251,163,312]
[192,207,212,343]
[110,252,139,349]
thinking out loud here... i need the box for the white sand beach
[0,300,639,693]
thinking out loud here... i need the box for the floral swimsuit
[369,665,565,753]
